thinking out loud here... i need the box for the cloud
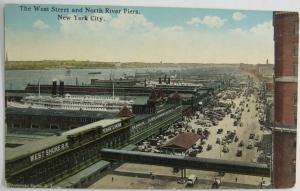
[109,13,155,32]
[33,20,49,29]
[249,20,273,34]
[7,13,274,64]
[232,12,246,21]
[187,16,226,28]
[229,28,247,35]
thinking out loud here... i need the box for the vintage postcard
[4,3,298,189]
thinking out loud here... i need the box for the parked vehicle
[247,142,253,149]
[234,136,239,142]
[207,144,212,151]
[238,140,244,147]
[249,133,255,139]
[222,146,229,153]
[186,174,197,186]
[212,178,221,189]
[236,148,242,157]
[217,129,223,134]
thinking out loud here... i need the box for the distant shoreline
[5,61,242,70]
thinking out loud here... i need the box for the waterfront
[5,67,176,90]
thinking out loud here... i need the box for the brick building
[273,12,298,188]
[255,64,274,79]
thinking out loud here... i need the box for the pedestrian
[111,177,114,182]
[235,177,238,182]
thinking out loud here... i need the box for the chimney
[168,77,170,84]
[59,80,64,96]
[52,80,57,95]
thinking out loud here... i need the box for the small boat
[88,71,102,75]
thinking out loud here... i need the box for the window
[294,110,297,125]
[50,124,59,129]
[294,63,298,76]
[31,124,40,128]
[294,46,298,56]
[294,23,299,34]
[13,123,20,128]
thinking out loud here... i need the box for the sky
[4,4,274,64]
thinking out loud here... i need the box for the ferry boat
[7,94,134,113]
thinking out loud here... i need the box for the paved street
[90,87,272,189]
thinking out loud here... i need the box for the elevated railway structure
[100,149,270,177]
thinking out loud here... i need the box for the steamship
[8,94,134,112]
[8,80,134,113]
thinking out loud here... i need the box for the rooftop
[6,118,124,161]
[54,160,110,188]
[163,132,200,150]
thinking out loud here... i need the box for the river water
[5,68,176,90]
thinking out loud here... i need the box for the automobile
[261,180,272,188]
[153,149,161,153]
[238,140,244,147]
[207,144,212,151]
[216,138,221,144]
[247,142,253,149]
[217,129,223,134]
[255,135,260,141]
[254,141,260,147]
[212,121,219,126]
[226,139,233,144]
[186,174,197,186]
[211,178,221,189]
[197,145,203,152]
[236,148,243,157]
[234,136,239,142]
[222,146,229,153]
[188,150,197,157]
[249,133,255,139]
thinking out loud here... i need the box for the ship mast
[112,70,115,99]
[38,80,41,97]
[113,78,115,99]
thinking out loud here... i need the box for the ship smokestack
[167,77,170,84]
[159,77,162,84]
[164,74,167,83]
[59,80,64,96]
[52,80,57,96]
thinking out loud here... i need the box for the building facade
[6,108,113,130]
[273,11,298,188]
